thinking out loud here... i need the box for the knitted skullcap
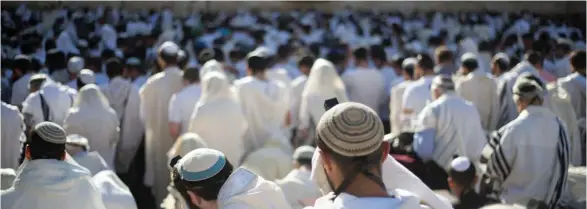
[431,75,455,91]
[513,78,544,101]
[34,122,67,144]
[450,157,471,172]
[293,145,316,161]
[175,148,227,182]
[317,102,384,157]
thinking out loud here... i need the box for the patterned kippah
[175,148,226,182]
[34,122,67,144]
[316,102,384,157]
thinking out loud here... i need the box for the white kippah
[66,134,90,150]
[175,148,227,182]
[126,57,141,65]
[293,146,315,160]
[68,57,85,74]
[34,122,67,144]
[402,57,418,69]
[493,52,510,65]
[158,41,180,56]
[451,157,471,172]
[460,52,478,63]
[78,69,95,84]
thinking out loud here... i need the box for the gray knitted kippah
[34,122,67,144]
[317,102,384,157]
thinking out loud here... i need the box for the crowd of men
[1,3,586,209]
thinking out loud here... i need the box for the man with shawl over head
[100,58,144,173]
[276,145,322,209]
[168,67,202,140]
[1,101,25,170]
[485,78,570,207]
[64,134,109,176]
[188,71,247,165]
[139,41,185,205]
[63,84,119,168]
[297,58,349,141]
[556,50,586,121]
[1,122,106,209]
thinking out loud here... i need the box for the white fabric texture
[0,168,16,190]
[402,75,435,131]
[557,72,586,120]
[299,59,349,130]
[188,72,247,165]
[455,70,500,132]
[22,78,76,126]
[289,75,308,129]
[308,189,429,209]
[92,170,137,209]
[166,132,208,167]
[10,73,32,106]
[100,77,144,173]
[545,85,583,166]
[310,148,453,209]
[496,61,541,129]
[169,84,202,135]
[1,159,106,209]
[70,151,109,176]
[415,92,487,170]
[276,168,322,209]
[139,66,184,204]
[341,67,385,114]
[1,102,25,170]
[241,144,294,181]
[64,84,119,168]
[217,168,292,209]
[389,80,413,134]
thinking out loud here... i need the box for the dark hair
[403,63,415,79]
[13,55,31,73]
[524,51,543,67]
[353,47,369,61]
[370,46,386,62]
[298,55,316,69]
[462,58,479,71]
[159,50,179,65]
[101,49,116,61]
[493,58,509,72]
[183,67,200,83]
[178,52,189,70]
[213,48,225,62]
[247,56,267,74]
[448,160,476,187]
[172,159,234,201]
[297,158,312,168]
[417,53,435,71]
[435,47,453,63]
[570,50,586,71]
[277,45,291,60]
[29,131,65,160]
[105,58,123,79]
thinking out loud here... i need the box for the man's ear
[381,143,390,164]
[187,190,202,207]
[25,145,31,160]
[447,177,455,187]
[319,150,333,173]
[61,151,66,160]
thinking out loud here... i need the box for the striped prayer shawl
[487,131,511,182]
[548,119,570,208]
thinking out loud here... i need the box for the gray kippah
[513,78,544,101]
[34,122,67,144]
[317,102,384,157]
[431,75,455,91]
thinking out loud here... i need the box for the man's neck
[342,174,389,198]
[421,71,435,77]
[253,73,267,81]
[356,61,369,68]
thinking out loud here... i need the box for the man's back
[22,81,75,126]
[310,190,429,209]
[557,72,586,119]
[456,71,499,132]
[169,84,201,134]
[1,159,106,209]
[1,102,24,169]
[342,68,385,113]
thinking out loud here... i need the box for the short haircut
[13,55,31,73]
[448,160,476,186]
[570,50,586,70]
[213,47,225,62]
[247,56,267,74]
[493,58,509,72]
[524,51,543,66]
[462,58,479,71]
[101,49,116,61]
[277,45,291,60]
[178,52,189,70]
[297,55,316,68]
[353,47,369,61]
[435,47,453,63]
[296,158,312,168]
[105,58,123,79]
[172,159,234,201]
[370,47,386,61]
[29,130,65,160]
[158,50,178,65]
[183,67,200,83]
[417,53,435,71]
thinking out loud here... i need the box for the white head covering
[66,134,91,150]
[68,56,85,74]
[73,84,110,111]
[0,168,16,190]
[293,145,315,161]
[34,121,67,144]
[199,60,224,79]
[199,71,233,103]
[301,58,347,100]
[168,133,208,168]
[78,69,95,85]
[451,157,471,172]
[158,41,180,57]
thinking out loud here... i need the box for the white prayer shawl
[10,73,32,105]
[166,133,208,165]
[557,72,586,120]
[299,59,349,130]
[550,56,572,78]
[0,159,107,209]
[456,70,500,132]
[241,141,294,181]
[168,84,202,135]
[416,92,487,170]
[389,81,413,135]
[133,75,148,89]
[56,31,80,55]
[70,151,109,176]
[1,168,16,190]
[310,149,453,209]
[100,24,117,50]
[22,79,76,126]
[496,61,541,129]
[290,75,308,129]
[188,72,247,165]
[92,170,138,209]
[100,77,144,173]
[486,106,570,206]
[199,60,225,79]
[139,66,184,204]
[64,85,119,168]
[276,168,322,209]
[234,76,290,154]
[1,102,25,170]
[402,75,436,131]
[544,86,583,166]
[341,68,385,114]
[217,168,292,209]
[308,189,429,209]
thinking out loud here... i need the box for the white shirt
[94,73,110,86]
[379,66,399,120]
[290,75,308,128]
[133,75,148,89]
[402,75,435,131]
[309,190,429,209]
[10,73,32,106]
[168,84,202,135]
[342,67,386,113]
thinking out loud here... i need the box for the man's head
[157,41,180,68]
[316,102,389,199]
[512,77,544,113]
[401,57,418,80]
[435,46,453,65]
[171,148,234,209]
[370,46,387,68]
[570,50,586,76]
[105,58,125,79]
[491,53,510,76]
[277,44,291,62]
[183,67,200,85]
[67,56,85,77]
[246,50,268,76]
[26,122,67,161]
[430,75,455,100]
[555,39,573,58]
[459,53,479,75]
[415,53,435,79]
[178,50,189,70]
[353,47,369,63]
[28,73,47,93]
[293,145,315,169]
[11,55,31,81]
[125,57,144,78]
[448,157,477,197]
[76,69,95,90]
[524,51,543,70]
[65,134,90,156]
[298,54,316,76]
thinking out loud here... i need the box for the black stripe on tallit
[488,131,511,181]
[549,120,570,208]
[497,81,510,129]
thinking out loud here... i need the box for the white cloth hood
[217,168,291,209]
[92,170,137,209]
[101,77,133,120]
[200,60,226,83]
